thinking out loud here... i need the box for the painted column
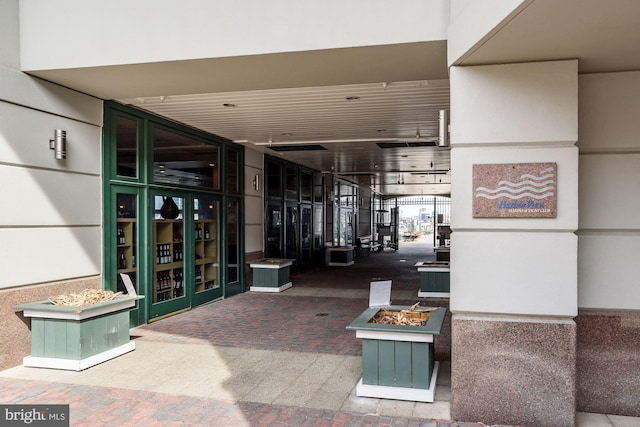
[449,60,578,427]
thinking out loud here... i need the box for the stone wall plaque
[473,162,557,218]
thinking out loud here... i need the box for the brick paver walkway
[0,238,517,426]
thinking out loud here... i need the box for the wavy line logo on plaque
[472,162,557,218]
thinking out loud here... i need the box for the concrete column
[449,60,578,427]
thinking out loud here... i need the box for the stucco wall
[0,2,103,291]
[244,147,264,255]
[450,60,579,317]
[577,71,640,310]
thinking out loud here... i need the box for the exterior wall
[449,60,578,427]
[576,71,640,416]
[19,0,448,71]
[244,147,264,288]
[450,60,579,317]
[0,0,103,370]
[577,71,640,310]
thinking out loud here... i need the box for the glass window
[266,202,282,258]
[313,173,323,204]
[115,193,137,293]
[195,197,219,292]
[285,203,298,259]
[285,166,298,200]
[152,195,185,303]
[227,201,239,283]
[227,149,239,193]
[267,161,282,198]
[116,116,138,178]
[300,171,312,202]
[153,127,219,189]
[339,183,354,207]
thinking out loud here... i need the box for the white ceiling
[119,79,452,196]
[27,0,640,197]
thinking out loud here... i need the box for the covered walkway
[0,236,636,426]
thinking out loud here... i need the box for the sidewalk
[1,236,638,426]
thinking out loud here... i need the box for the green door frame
[102,101,245,326]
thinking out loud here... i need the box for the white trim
[416,267,450,272]
[328,261,355,266]
[23,342,135,371]
[418,291,450,298]
[22,299,136,321]
[249,260,293,269]
[356,361,439,403]
[355,329,434,343]
[327,246,354,251]
[250,282,292,293]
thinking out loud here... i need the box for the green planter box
[327,246,355,266]
[15,295,143,371]
[434,246,450,261]
[249,259,294,292]
[346,306,446,402]
[415,261,450,298]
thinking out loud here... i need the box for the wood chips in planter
[370,302,437,326]
[48,289,123,307]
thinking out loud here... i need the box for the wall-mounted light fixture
[438,110,449,147]
[49,129,66,160]
[252,174,261,192]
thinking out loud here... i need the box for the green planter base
[355,362,440,402]
[15,295,143,371]
[415,261,450,298]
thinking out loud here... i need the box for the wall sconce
[438,110,449,147]
[252,174,261,192]
[49,129,66,160]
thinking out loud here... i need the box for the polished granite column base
[451,314,576,427]
[576,309,640,417]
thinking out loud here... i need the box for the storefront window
[227,201,239,283]
[313,173,323,203]
[267,161,282,198]
[105,102,245,325]
[116,116,138,178]
[300,171,312,202]
[115,193,137,293]
[227,149,239,193]
[285,166,298,200]
[152,195,185,303]
[194,197,219,293]
[153,127,219,189]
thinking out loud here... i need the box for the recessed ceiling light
[223,103,237,107]
[345,96,360,101]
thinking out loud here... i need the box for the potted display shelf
[14,294,143,371]
[346,305,446,402]
[249,258,294,292]
[415,261,450,298]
